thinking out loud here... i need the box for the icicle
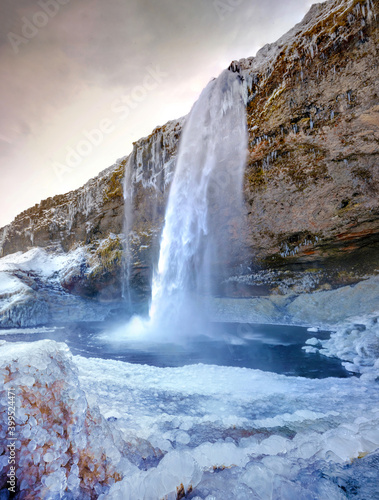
[122,156,134,304]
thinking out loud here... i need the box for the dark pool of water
[0,322,351,379]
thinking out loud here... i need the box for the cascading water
[124,68,247,339]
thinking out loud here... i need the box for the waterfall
[124,68,247,339]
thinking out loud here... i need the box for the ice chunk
[305,337,320,345]
[104,451,202,500]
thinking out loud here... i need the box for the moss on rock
[103,161,126,203]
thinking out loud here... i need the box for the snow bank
[76,341,379,499]
[210,275,379,328]
[0,246,86,282]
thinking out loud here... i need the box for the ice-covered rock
[317,313,379,380]
[101,450,202,500]
[210,275,379,328]
[0,341,127,498]
[0,247,117,327]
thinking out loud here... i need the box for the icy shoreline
[1,322,379,499]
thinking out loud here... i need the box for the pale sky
[0,0,321,228]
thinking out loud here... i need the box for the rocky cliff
[0,0,378,326]
[238,0,379,296]
[0,118,183,305]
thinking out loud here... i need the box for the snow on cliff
[0,247,111,327]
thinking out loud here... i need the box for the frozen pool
[0,321,350,378]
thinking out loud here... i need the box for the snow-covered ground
[1,315,379,499]
[317,315,379,380]
[0,247,112,327]
[77,346,379,499]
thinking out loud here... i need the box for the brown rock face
[0,0,378,305]
[232,0,379,295]
[0,163,125,257]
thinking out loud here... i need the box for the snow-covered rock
[210,274,379,328]
[0,248,113,327]
[317,312,379,380]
